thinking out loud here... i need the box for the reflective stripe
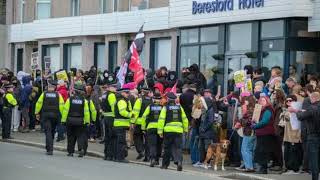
[147,122,158,130]
[165,124,183,128]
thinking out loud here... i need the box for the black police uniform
[42,92,60,153]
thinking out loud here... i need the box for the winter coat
[179,89,196,122]
[199,106,215,139]
[20,76,32,108]
[57,85,69,102]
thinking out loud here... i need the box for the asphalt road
[0,142,225,180]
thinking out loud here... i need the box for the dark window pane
[180,46,199,68]
[200,26,219,42]
[181,29,198,44]
[228,23,252,51]
[261,20,284,38]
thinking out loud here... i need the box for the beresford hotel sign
[192,0,265,14]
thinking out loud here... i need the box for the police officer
[141,92,163,167]
[35,82,64,155]
[61,84,90,157]
[1,84,17,140]
[101,84,117,160]
[132,88,153,161]
[158,92,189,171]
[113,88,133,163]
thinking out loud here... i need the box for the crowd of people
[0,63,319,179]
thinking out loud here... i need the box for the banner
[252,104,263,123]
[241,78,253,97]
[56,70,69,82]
[31,52,39,70]
[233,70,246,88]
[44,56,51,70]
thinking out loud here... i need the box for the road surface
[0,142,224,180]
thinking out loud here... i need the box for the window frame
[129,0,149,11]
[71,0,80,16]
[36,0,51,20]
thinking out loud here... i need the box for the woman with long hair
[269,89,286,171]
[252,96,276,174]
[280,95,303,174]
[235,95,256,172]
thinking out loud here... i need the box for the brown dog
[203,140,230,171]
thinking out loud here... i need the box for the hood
[167,71,177,81]
[154,82,164,94]
[189,64,199,73]
[22,75,31,86]
[103,70,109,78]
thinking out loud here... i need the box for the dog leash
[228,129,236,141]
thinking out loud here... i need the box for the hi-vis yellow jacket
[35,92,64,115]
[114,99,132,128]
[157,105,189,135]
[61,98,90,125]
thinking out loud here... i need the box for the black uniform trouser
[95,112,102,138]
[42,115,58,152]
[147,129,162,161]
[104,116,114,158]
[162,133,183,167]
[2,108,12,139]
[113,128,128,161]
[67,125,87,154]
[133,125,145,155]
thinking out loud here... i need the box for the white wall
[170,0,313,28]
[9,7,169,43]
[0,25,7,68]
[309,0,320,32]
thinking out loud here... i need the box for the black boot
[78,150,84,158]
[177,162,183,171]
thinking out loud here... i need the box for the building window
[181,28,198,44]
[261,20,284,39]
[113,0,118,12]
[109,41,118,72]
[20,0,25,23]
[44,45,61,72]
[130,0,148,11]
[94,43,107,71]
[180,46,199,69]
[200,27,219,43]
[36,0,51,20]
[71,0,80,16]
[228,23,252,51]
[100,0,108,13]
[152,38,172,70]
[65,44,82,69]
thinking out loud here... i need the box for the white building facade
[4,0,320,92]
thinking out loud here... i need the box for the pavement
[0,130,308,180]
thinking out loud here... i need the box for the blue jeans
[189,128,200,164]
[241,135,256,169]
[307,134,320,180]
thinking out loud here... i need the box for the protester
[252,96,275,174]
[293,92,320,180]
[235,95,256,172]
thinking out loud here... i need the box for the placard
[31,52,39,70]
[252,104,263,123]
[56,70,69,82]
[234,70,246,88]
[44,56,51,70]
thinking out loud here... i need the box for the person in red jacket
[56,80,68,142]
[57,80,68,102]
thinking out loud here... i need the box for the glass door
[224,55,256,94]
